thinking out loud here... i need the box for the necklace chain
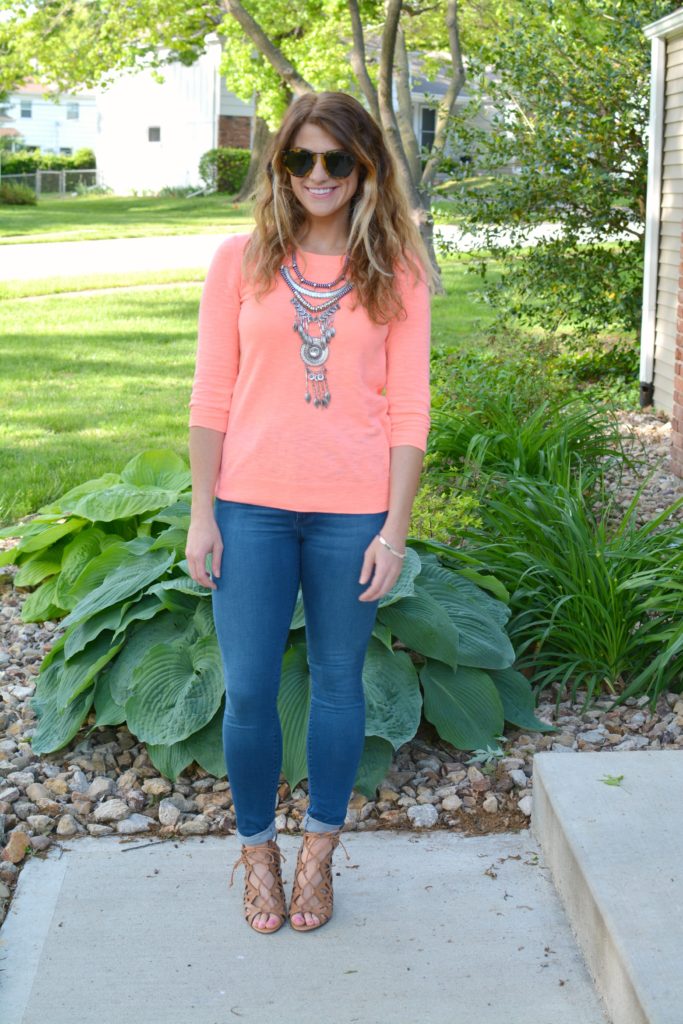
[280,253,353,409]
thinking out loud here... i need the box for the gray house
[641,8,683,477]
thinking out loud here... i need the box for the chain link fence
[0,169,98,196]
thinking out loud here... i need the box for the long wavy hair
[243,91,435,324]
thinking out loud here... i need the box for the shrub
[199,147,250,193]
[0,182,37,205]
[446,469,683,711]
[0,449,553,791]
[0,147,96,174]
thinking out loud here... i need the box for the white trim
[644,8,683,40]
[640,35,667,385]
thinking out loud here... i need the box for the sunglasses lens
[324,151,356,178]
[282,149,313,177]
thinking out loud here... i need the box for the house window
[59,147,73,155]
[421,106,436,152]
[20,99,32,119]
[148,126,161,142]
[66,102,79,120]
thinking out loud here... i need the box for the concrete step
[531,750,683,1024]
[0,829,610,1024]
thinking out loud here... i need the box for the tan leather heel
[229,838,288,934]
[288,829,350,932]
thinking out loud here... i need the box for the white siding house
[0,82,97,154]
[94,37,255,194]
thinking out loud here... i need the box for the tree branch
[395,24,421,183]
[421,0,465,187]
[377,0,415,199]
[221,0,313,96]
[347,0,380,121]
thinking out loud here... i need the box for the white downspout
[639,33,666,405]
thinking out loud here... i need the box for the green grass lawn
[0,194,255,244]
[1,256,493,527]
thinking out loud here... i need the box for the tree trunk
[235,111,271,202]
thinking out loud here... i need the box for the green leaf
[147,574,210,600]
[61,548,175,628]
[420,659,505,751]
[103,611,192,705]
[120,449,191,491]
[14,555,62,587]
[65,536,145,606]
[148,525,188,552]
[37,472,122,514]
[489,666,558,733]
[185,701,226,778]
[371,620,394,650]
[415,567,515,670]
[63,599,129,660]
[377,590,459,669]
[65,484,183,523]
[290,587,305,629]
[362,637,422,748]
[90,669,127,729]
[126,634,224,744]
[54,526,107,609]
[353,735,394,799]
[112,593,165,640]
[277,643,311,792]
[145,499,192,528]
[0,544,21,567]
[377,546,422,608]
[30,663,95,755]
[146,738,195,783]
[19,517,87,554]
[20,576,69,623]
[146,701,226,782]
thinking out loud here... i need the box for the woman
[186,90,433,934]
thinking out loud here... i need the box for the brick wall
[674,227,683,477]
[218,115,251,149]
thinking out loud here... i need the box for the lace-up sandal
[229,838,288,934]
[288,829,350,932]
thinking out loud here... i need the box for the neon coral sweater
[188,232,431,513]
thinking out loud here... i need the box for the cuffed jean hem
[235,820,277,846]
[302,811,343,833]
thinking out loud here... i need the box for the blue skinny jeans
[210,498,388,846]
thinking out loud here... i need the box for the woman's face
[286,121,360,226]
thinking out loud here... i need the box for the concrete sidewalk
[0,223,588,283]
[0,233,228,282]
[0,828,610,1024]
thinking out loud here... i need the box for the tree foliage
[444,0,679,338]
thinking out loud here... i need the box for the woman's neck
[296,219,349,256]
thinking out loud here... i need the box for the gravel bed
[1,408,682,927]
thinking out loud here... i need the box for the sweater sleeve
[188,235,244,432]
[385,261,431,452]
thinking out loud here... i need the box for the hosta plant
[0,450,555,796]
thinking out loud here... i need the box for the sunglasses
[281,147,357,179]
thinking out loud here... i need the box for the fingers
[358,542,401,602]
[186,541,223,591]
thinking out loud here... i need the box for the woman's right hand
[185,512,223,590]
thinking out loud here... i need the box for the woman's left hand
[358,529,406,601]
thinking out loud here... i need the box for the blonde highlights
[243,91,435,324]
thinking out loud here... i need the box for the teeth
[308,188,333,194]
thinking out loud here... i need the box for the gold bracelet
[377,533,406,559]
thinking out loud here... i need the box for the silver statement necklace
[279,251,354,408]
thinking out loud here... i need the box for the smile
[305,186,336,196]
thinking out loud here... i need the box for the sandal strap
[229,839,288,925]
[289,829,349,923]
